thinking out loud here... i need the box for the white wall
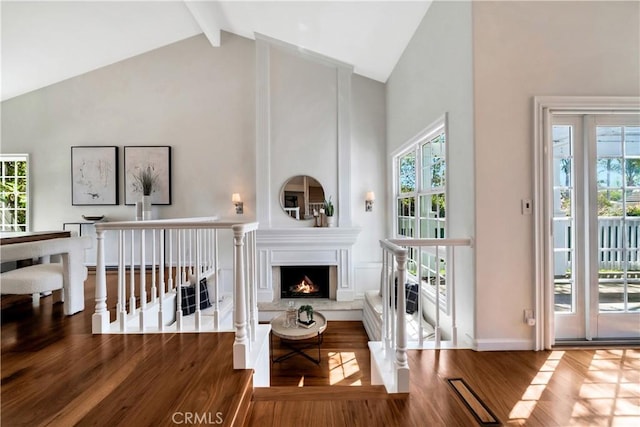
[472,0,640,348]
[255,37,387,296]
[1,33,256,227]
[386,0,475,346]
[1,29,387,286]
[269,45,338,227]
[351,75,387,296]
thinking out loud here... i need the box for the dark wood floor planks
[2,271,639,426]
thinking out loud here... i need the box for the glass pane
[419,195,445,238]
[432,160,445,188]
[399,152,416,193]
[553,188,571,216]
[598,189,623,217]
[597,126,623,157]
[431,133,445,157]
[553,125,572,156]
[553,158,571,187]
[552,126,575,313]
[599,281,624,312]
[597,158,622,188]
[626,159,640,186]
[397,197,415,237]
[553,217,574,312]
[420,251,446,298]
[625,126,640,156]
[421,143,430,189]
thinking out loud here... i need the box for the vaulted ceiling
[1,1,432,101]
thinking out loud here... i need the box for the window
[1,154,29,231]
[393,116,447,300]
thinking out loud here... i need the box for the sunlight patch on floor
[509,350,565,421]
[510,349,640,425]
[328,351,361,386]
[570,349,640,426]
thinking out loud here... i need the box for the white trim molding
[256,227,361,303]
[254,33,354,229]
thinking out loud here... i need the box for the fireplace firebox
[280,266,330,299]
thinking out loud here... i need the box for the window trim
[391,114,449,309]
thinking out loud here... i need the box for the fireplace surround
[256,227,360,302]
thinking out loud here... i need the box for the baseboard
[473,338,534,351]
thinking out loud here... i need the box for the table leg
[272,332,323,365]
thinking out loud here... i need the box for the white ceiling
[1,1,431,101]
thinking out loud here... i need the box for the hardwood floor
[2,271,639,426]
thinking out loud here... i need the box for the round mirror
[280,176,325,220]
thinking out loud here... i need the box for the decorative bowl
[82,215,105,222]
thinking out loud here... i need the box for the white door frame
[533,96,640,350]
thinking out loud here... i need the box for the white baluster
[116,229,123,323]
[129,230,136,315]
[176,229,183,331]
[159,229,165,331]
[119,230,127,332]
[213,229,219,329]
[434,244,441,348]
[395,248,409,393]
[195,229,201,331]
[450,246,457,346]
[92,228,109,333]
[151,229,157,304]
[168,229,173,291]
[140,229,147,331]
[232,225,249,369]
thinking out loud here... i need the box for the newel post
[395,249,410,392]
[92,228,110,333]
[233,225,249,369]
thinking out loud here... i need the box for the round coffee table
[270,311,327,365]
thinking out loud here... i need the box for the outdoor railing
[554,217,640,275]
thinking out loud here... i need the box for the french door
[551,114,640,341]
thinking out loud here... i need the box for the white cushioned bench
[1,236,91,315]
[363,290,435,342]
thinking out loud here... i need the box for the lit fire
[290,276,318,294]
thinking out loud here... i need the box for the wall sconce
[365,191,375,212]
[232,193,243,214]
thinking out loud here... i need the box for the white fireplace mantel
[256,227,361,302]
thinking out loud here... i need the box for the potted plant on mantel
[133,166,158,220]
[324,197,335,227]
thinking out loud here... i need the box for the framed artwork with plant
[71,146,118,205]
[124,146,171,205]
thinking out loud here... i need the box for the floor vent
[447,378,500,426]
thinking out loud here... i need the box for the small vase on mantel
[326,215,336,227]
[141,195,152,220]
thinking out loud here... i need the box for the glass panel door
[552,117,585,339]
[592,118,640,338]
[552,115,640,341]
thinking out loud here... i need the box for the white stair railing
[91,218,258,335]
[371,237,472,394]
[387,237,473,349]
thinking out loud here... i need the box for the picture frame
[71,146,119,205]
[124,146,172,205]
